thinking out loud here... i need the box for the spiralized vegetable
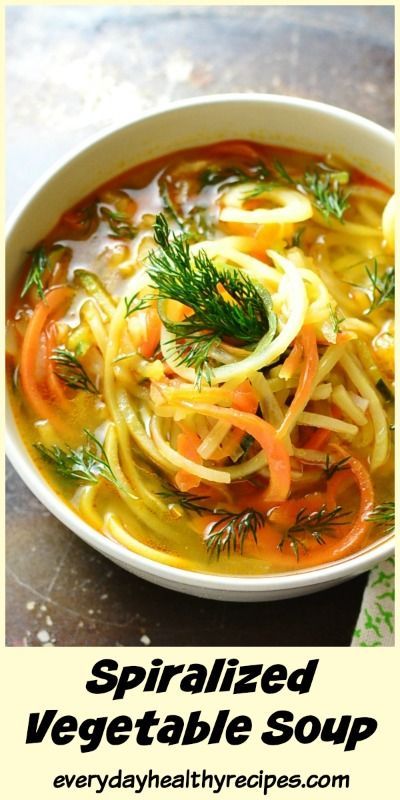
[7,140,394,575]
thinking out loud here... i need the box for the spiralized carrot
[278,325,319,438]
[176,429,203,491]
[303,428,331,451]
[232,379,259,414]
[139,307,162,359]
[177,401,291,503]
[45,323,68,405]
[20,286,73,434]
[302,445,375,565]
[279,339,303,380]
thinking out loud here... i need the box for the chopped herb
[242,182,279,200]
[124,292,152,318]
[274,159,296,185]
[291,227,305,247]
[205,508,266,557]
[158,488,211,515]
[238,433,255,459]
[183,206,218,241]
[147,214,277,386]
[304,169,350,221]
[50,347,98,394]
[34,429,126,493]
[199,161,271,190]
[376,378,394,403]
[367,502,394,534]
[324,454,351,480]
[329,304,345,334]
[158,486,268,557]
[21,245,48,300]
[279,504,351,560]
[365,261,394,314]
[100,206,136,239]
[160,176,217,240]
[159,177,185,228]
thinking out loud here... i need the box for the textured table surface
[6,5,394,647]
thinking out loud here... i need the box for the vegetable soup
[6,141,395,574]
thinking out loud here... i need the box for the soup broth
[6,141,395,575]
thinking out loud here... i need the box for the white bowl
[6,94,394,601]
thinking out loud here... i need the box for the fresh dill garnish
[100,206,136,239]
[289,504,351,539]
[274,159,296,185]
[238,433,255,460]
[158,485,267,557]
[242,182,279,200]
[279,504,352,560]
[159,177,185,228]
[205,508,266,558]
[160,176,217,240]
[365,260,395,314]
[183,206,218,242]
[278,530,306,561]
[303,168,350,221]
[329,304,345,334]
[34,429,124,492]
[124,292,152,318]
[291,227,305,247]
[170,331,221,388]
[158,488,211,515]
[64,203,97,229]
[367,502,395,533]
[199,161,271,190]
[324,454,351,480]
[21,245,48,300]
[50,347,98,394]
[147,214,276,386]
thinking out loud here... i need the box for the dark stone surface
[6,5,393,647]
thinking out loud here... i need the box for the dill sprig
[158,485,266,557]
[147,214,276,385]
[100,206,136,239]
[158,488,211,515]
[248,159,350,222]
[304,168,350,222]
[21,245,48,300]
[199,161,271,190]
[324,455,351,480]
[288,504,351,540]
[159,176,185,228]
[329,304,345,334]
[160,177,217,241]
[242,182,280,200]
[291,227,305,248]
[50,347,98,394]
[274,159,296,185]
[34,429,121,488]
[279,504,352,560]
[365,261,395,314]
[124,292,152,318]
[367,502,395,534]
[205,508,266,558]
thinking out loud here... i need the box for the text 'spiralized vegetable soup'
[7,141,395,575]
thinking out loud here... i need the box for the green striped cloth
[351,556,394,646]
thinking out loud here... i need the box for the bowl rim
[6,92,395,595]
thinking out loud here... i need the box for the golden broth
[7,141,395,575]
